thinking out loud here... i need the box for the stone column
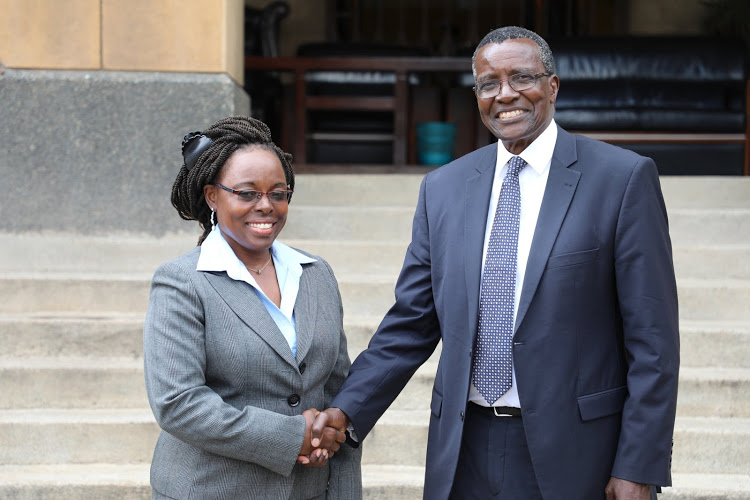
[0,0,250,236]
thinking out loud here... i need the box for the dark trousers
[449,403,543,499]
[449,403,659,500]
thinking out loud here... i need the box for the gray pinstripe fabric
[144,246,362,500]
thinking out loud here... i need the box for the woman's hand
[297,408,346,467]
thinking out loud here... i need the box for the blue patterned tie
[474,156,527,404]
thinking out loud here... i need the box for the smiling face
[204,146,289,264]
[474,38,559,155]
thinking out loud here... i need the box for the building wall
[628,0,707,35]
[0,1,730,238]
[0,0,693,72]
[0,0,101,69]
[0,0,245,83]
[0,0,250,236]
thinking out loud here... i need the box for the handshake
[297,407,350,467]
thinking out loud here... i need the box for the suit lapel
[203,272,298,368]
[293,265,317,363]
[465,144,498,342]
[515,127,580,331]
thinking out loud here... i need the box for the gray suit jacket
[144,246,361,500]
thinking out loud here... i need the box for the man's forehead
[483,38,539,55]
[476,40,543,70]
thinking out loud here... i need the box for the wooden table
[244,56,473,164]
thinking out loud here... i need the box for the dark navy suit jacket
[331,126,679,499]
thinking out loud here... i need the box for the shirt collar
[196,226,316,279]
[496,118,557,175]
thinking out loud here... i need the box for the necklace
[247,253,273,275]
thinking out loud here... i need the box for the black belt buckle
[492,406,521,417]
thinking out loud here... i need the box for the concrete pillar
[1,0,245,82]
[0,0,250,236]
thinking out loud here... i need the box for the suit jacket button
[299,362,307,374]
[460,411,465,421]
[287,394,301,407]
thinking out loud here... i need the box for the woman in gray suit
[143,116,361,500]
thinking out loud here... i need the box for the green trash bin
[416,122,456,166]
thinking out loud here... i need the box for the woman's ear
[204,184,217,211]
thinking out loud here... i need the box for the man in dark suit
[312,26,679,499]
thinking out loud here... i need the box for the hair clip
[181,131,213,170]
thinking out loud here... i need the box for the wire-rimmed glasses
[215,184,293,204]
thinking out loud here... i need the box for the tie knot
[508,156,527,177]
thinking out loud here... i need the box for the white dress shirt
[469,120,557,408]
[196,226,316,358]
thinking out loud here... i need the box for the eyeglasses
[473,73,551,99]
[216,184,293,204]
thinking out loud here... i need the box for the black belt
[469,402,522,417]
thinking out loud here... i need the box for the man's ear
[549,74,560,104]
[204,184,217,211]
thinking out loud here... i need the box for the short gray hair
[472,26,555,80]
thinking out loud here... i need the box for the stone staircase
[0,175,749,499]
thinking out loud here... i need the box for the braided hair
[170,116,294,245]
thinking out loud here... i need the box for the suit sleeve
[319,259,363,500]
[330,175,442,440]
[143,260,306,477]
[611,158,680,486]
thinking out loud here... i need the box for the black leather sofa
[549,37,747,175]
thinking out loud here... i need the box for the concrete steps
[0,313,144,358]
[0,357,147,409]
[0,464,430,500]
[10,408,748,475]
[0,174,748,499]
[676,367,750,417]
[249,205,750,244]
[0,464,151,500]
[4,274,750,323]
[4,315,749,368]
[2,466,749,500]
[673,245,750,280]
[673,417,750,475]
[679,321,750,368]
[0,409,158,465]
[662,474,750,500]
[361,412,750,474]
[1,416,748,499]
[6,234,748,281]
[3,355,750,417]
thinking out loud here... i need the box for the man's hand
[311,407,350,448]
[296,408,346,467]
[605,477,652,500]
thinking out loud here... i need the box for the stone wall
[0,69,249,236]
